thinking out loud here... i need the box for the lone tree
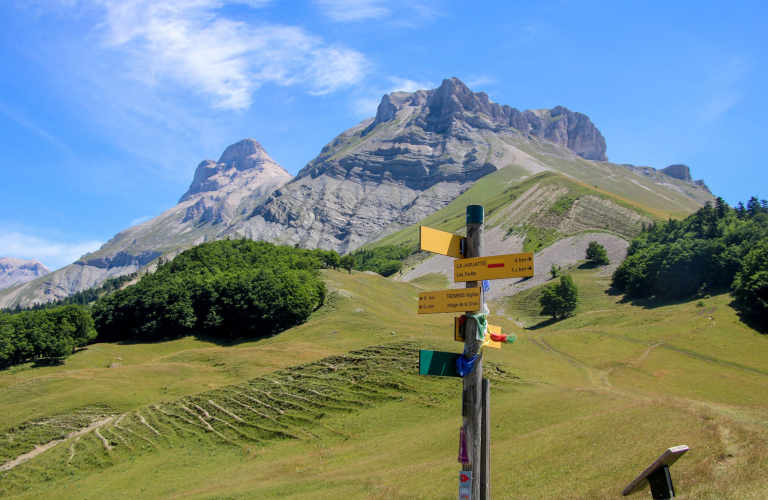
[539,274,579,319]
[340,255,355,274]
[586,241,610,266]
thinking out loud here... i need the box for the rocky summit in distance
[0,78,715,308]
[0,139,292,308]
[0,257,51,291]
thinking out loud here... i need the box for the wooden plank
[420,226,465,258]
[419,350,461,377]
[418,288,482,314]
[454,252,534,282]
[621,445,689,496]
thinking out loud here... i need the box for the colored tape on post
[466,205,484,224]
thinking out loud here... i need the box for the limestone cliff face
[0,257,51,291]
[242,78,608,253]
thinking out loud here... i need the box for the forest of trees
[91,240,329,342]
[0,305,97,368]
[346,245,411,277]
[613,196,768,316]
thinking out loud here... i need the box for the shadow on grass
[32,358,66,368]
[527,317,561,330]
[114,330,281,348]
[729,299,767,335]
[611,286,734,311]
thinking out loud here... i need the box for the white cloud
[352,76,433,117]
[466,75,496,89]
[699,56,750,122]
[315,0,388,22]
[0,229,102,271]
[129,215,156,226]
[59,0,369,110]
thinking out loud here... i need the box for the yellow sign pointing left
[420,226,465,259]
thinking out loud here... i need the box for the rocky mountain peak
[0,257,51,291]
[660,164,693,182]
[367,77,608,161]
[218,138,267,168]
[180,139,291,203]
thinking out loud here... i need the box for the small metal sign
[459,470,473,500]
[419,350,461,377]
[420,226,466,259]
[454,252,534,282]
[418,288,482,314]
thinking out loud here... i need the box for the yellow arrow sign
[454,252,534,282]
[420,226,465,259]
[454,319,502,349]
[418,288,482,314]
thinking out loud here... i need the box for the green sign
[419,350,461,377]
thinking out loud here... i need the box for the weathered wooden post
[462,204,484,500]
[481,378,491,500]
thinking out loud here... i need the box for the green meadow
[1,267,767,499]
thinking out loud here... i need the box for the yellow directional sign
[454,252,534,282]
[420,226,465,259]
[418,288,482,314]
[455,319,502,349]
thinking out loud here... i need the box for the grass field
[1,267,767,499]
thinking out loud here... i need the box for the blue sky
[0,0,765,269]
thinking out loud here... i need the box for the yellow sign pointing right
[454,252,534,282]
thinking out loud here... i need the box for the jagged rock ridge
[0,257,51,291]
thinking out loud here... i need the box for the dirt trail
[0,417,114,472]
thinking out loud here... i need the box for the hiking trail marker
[622,445,689,499]
[417,207,534,500]
[418,289,482,314]
[420,226,466,258]
[454,252,534,282]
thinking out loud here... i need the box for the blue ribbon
[455,354,478,378]
[483,280,490,293]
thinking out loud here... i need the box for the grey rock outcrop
[660,164,693,182]
[0,257,51,291]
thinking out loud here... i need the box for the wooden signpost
[454,253,534,282]
[416,212,534,500]
[418,289,483,314]
[455,318,502,349]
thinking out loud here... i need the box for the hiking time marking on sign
[420,226,466,259]
[418,288,483,314]
[454,252,534,282]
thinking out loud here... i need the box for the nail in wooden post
[462,204,484,500]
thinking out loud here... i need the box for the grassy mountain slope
[1,269,767,499]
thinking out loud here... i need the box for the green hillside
[1,267,767,499]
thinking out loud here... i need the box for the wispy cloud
[55,0,369,110]
[129,215,156,226]
[0,228,102,271]
[0,102,70,152]
[466,74,496,89]
[315,0,388,22]
[699,56,750,122]
[352,76,434,118]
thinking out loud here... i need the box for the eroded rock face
[660,164,693,182]
[0,257,51,290]
[247,78,609,253]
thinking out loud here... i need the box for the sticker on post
[458,426,469,464]
[459,470,473,500]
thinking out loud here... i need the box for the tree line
[613,196,768,317]
[0,306,97,368]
